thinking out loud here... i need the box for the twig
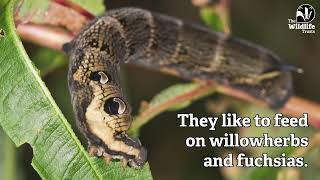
[216,85,320,128]
[292,132,320,158]
[53,0,95,20]
[16,23,73,50]
[281,97,320,128]
[15,3,320,130]
[44,1,91,34]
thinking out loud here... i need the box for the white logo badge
[288,4,316,34]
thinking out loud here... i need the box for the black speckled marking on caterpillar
[64,7,294,168]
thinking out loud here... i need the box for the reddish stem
[16,23,73,50]
[216,85,320,128]
[53,0,95,20]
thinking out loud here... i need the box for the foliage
[0,0,151,179]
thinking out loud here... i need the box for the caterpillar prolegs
[64,8,293,168]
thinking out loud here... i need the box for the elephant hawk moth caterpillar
[63,7,294,168]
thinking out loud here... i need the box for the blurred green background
[1,0,320,180]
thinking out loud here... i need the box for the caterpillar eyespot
[90,71,110,84]
[104,97,126,115]
[65,7,294,169]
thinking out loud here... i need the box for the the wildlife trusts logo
[296,4,315,23]
[288,4,316,33]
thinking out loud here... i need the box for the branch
[216,85,320,128]
[17,23,73,50]
[53,0,95,20]
[292,132,320,158]
[15,3,320,130]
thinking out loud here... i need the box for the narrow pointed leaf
[0,1,152,179]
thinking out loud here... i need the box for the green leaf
[15,0,50,23]
[200,7,225,32]
[30,47,67,76]
[148,83,204,111]
[16,0,104,23]
[0,0,152,179]
[0,131,17,180]
[130,83,215,135]
[70,0,105,16]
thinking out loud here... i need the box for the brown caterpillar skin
[64,7,293,168]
